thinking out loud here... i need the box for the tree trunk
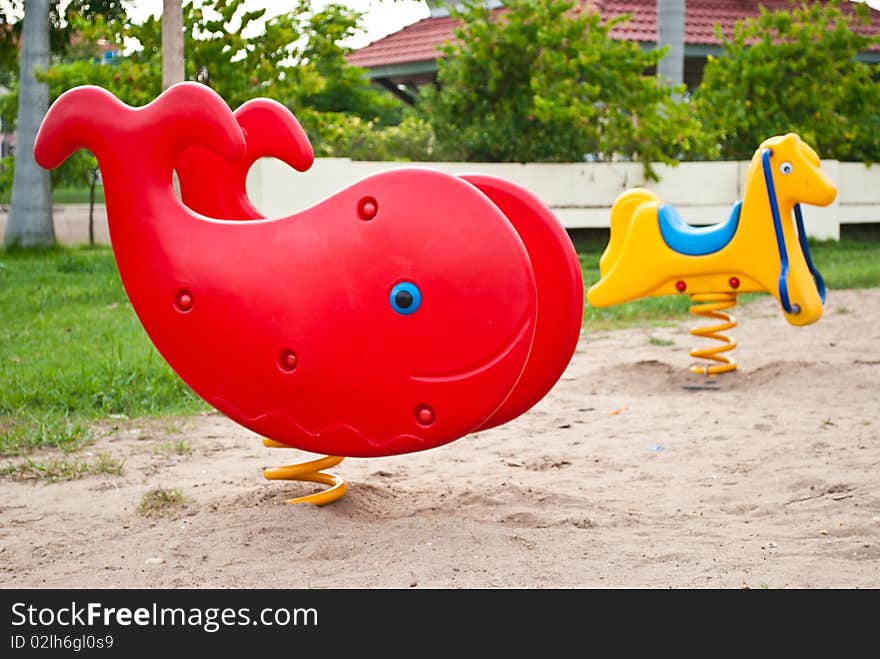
[89,167,98,247]
[656,0,685,95]
[5,0,54,248]
[162,0,184,89]
[162,0,184,197]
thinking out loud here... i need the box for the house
[348,0,880,103]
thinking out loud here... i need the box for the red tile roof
[601,0,880,45]
[347,12,462,69]
[347,0,880,69]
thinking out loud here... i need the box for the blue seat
[658,201,742,256]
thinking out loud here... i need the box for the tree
[3,0,417,177]
[1,2,134,209]
[33,0,404,156]
[1,2,20,85]
[2,1,129,80]
[50,0,129,55]
[694,0,880,162]
[161,0,183,88]
[5,0,53,247]
[656,0,684,92]
[418,0,704,177]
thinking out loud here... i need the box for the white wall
[248,157,880,241]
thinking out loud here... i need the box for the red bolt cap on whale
[34,82,583,468]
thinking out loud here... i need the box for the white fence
[1,158,876,244]
[248,157,880,241]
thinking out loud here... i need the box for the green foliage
[419,0,705,177]
[48,148,97,190]
[36,33,161,109]
[293,1,402,126]
[1,0,417,165]
[0,3,20,84]
[49,0,130,56]
[183,0,400,124]
[301,109,436,160]
[0,0,424,180]
[0,9,159,126]
[0,154,12,200]
[1,1,130,78]
[75,0,401,124]
[0,9,147,190]
[694,0,880,162]
[373,114,438,161]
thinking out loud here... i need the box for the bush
[417,0,706,178]
[694,0,880,162]
[299,109,436,161]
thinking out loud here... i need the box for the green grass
[51,186,105,205]
[0,186,104,205]
[0,245,206,455]
[805,237,880,289]
[573,232,717,329]
[139,487,188,518]
[1,451,123,483]
[154,439,193,456]
[0,238,878,457]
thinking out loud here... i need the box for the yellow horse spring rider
[587,133,837,376]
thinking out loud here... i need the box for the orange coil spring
[688,292,738,376]
[262,439,348,506]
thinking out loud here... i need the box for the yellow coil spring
[688,292,738,376]
[262,438,348,506]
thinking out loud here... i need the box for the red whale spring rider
[34,83,584,505]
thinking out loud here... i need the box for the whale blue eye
[390,282,421,315]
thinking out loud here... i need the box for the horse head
[751,133,836,207]
[743,133,837,326]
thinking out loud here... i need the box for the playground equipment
[34,83,584,505]
[587,133,836,376]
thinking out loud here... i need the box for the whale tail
[175,98,315,220]
[234,98,314,172]
[34,82,246,177]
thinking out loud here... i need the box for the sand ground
[1,288,878,589]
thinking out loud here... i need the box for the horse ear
[781,133,801,147]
